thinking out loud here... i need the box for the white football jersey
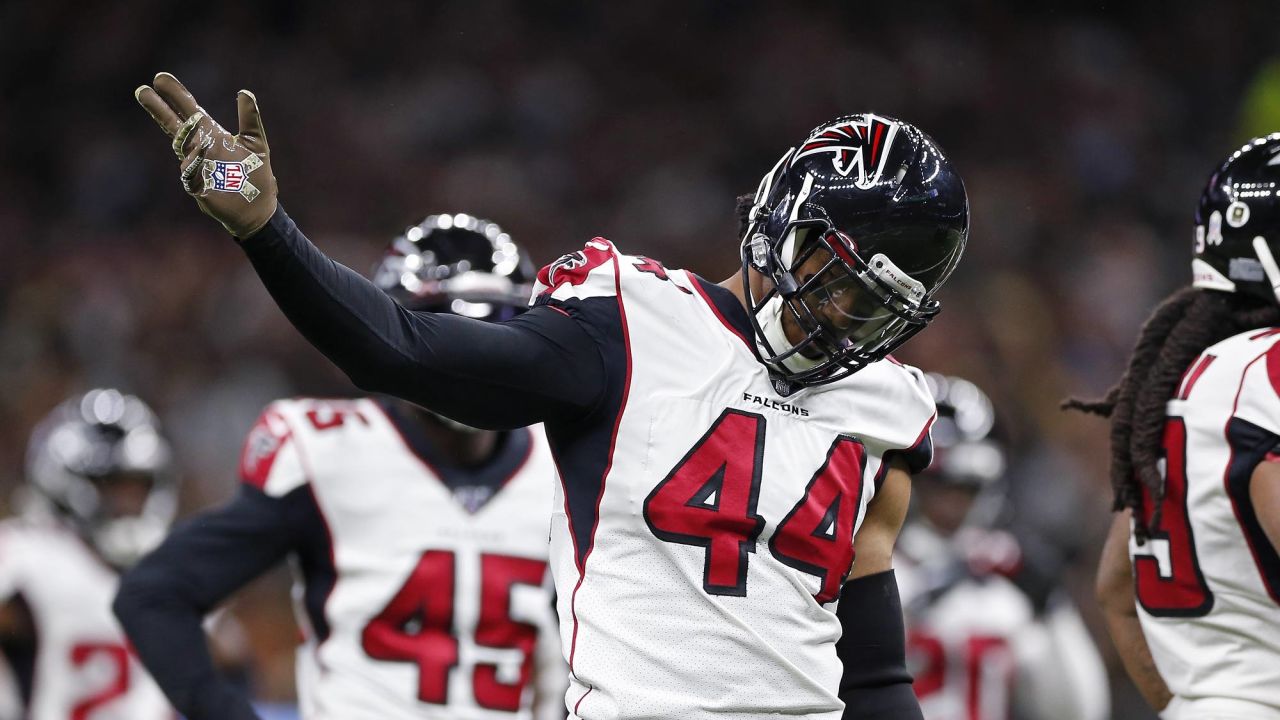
[896,524,1109,720]
[531,239,936,719]
[1131,327,1280,718]
[240,397,566,720]
[0,518,172,720]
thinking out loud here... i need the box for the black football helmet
[916,373,1008,534]
[372,213,534,432]
[1193,132,1280,303]
[23,389,177,568]
[741,114,968,387]
[922,373,1005,489]
[372,212,534,320]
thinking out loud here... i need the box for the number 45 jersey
[1133,328,1280,717]
[532,240,935,720]
[240,398,566,720]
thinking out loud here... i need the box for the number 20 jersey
[531,239,935,720]
[1133,327,1280,716]
[240,398,566,719]
[0,519,171,719]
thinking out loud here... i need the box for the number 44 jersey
[532,239,935,720]
[1133,327,1280,717]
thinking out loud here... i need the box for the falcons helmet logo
[794,115,900,189]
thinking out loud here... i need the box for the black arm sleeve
[238,206,606,429]
[113,486,310,720]
[836,570,923,720]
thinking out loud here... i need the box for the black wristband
[836,569,923,720]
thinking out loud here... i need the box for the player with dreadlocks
[1071,135,1280,719]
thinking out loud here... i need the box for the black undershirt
[241,207,607,429]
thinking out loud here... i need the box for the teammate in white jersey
[898,375,1108,720]
[0,389,176,720]
[114,215,567,720]
[133,74,971,718]
[1077,134,1280,720]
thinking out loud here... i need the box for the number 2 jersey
[240,398,566,719]
[1132,327,1280,717]
[0,518,171,719]
[531,239,935,720]
[895,524,1109,720]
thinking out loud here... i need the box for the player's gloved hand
[134,72,278,238]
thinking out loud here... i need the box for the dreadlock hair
[1064,287,1280,540]
[736,193,755,239]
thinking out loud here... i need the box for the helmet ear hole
[749,233,773,273]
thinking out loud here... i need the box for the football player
[898,375,1109,720]
[0,388,175,719]
[113,214,568,720]
[1072,134,1280,719]
[134,73,970,719]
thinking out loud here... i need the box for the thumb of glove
[236,90,268,150]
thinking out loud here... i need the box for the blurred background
[3,0,1280,717]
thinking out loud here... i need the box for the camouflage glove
[135,72,278,238]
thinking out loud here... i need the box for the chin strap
[1253,236,1280,304]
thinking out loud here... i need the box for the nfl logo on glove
[211,161,244,192]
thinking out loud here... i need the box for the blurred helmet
[741,114,969,388]
[372,212,534,321]
[24,389,177,568]
[1192,133,1280,305]
[922,373,1005,488]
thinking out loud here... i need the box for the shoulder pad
[532,238,621,303]
[239,400,310,497]
[1235,336,1280,436]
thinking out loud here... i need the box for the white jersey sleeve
[866,359,937,475]
[531,238,626,305]
[1233,343,1280,437]
[238,400,312,497]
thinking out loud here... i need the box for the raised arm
[241,208,604,428]
[133,73,605,429]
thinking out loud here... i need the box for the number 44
[643,409,868,604]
